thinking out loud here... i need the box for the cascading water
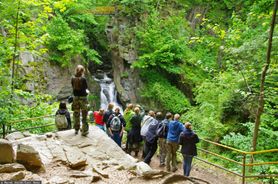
[95,73,123,113]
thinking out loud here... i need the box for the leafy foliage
[140,70,191,113]
[46,0,101,66]
[133,12,188,74]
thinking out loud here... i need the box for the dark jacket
[55,109,71,129]
[103,109,114,128]
[167,120,184,143]
[128,114,143,143]
[145,119,159,144]
[107,113,126,132]
[71,76,88,97]
[159,119,170,139]
[179,128,199,156]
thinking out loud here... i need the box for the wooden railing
[196,138,278,184]
[1,114,55,138]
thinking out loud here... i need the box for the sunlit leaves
[133,12,187,74]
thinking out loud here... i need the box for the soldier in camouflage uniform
[71,65,89,136]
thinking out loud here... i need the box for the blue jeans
[112,132,122,147]
[183,154,193,176]
[96,124,105,131]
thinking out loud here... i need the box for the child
[55,101,71,130]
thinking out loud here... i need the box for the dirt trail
[127,150,243,184]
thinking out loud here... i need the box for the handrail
[8,114,55,124]
[201,138,278,155]
[1,114,56,138]
[201,138,247,154]
[198,147,243,165]
[198,138,278,184]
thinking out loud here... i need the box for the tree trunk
[11,0,21,96]
[252,0,278,152]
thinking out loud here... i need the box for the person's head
[134,107,140,115]
[59,101,67,110]
[99,108,104,115]
[108,103,114,110]
[155,112,164,121]
[148,110,155,117]
[114,107,120,114]
[165,112,173,120]
[126,103,133,110]
[174,114,180,121]
[184,122,192,129]
[75,65,85,77]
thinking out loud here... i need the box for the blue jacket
[179,128,199,156]
[166,120,184,143]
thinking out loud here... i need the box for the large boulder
[135,161,152,176]
[16,144,44,172]
[0,139,14,164]
[5,132,25,141]
[0,171,26,181]
[63,145,87,169]
[0,163,25,173]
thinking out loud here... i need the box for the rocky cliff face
[19,52,101,108]
[106,17,143,107]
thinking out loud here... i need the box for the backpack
[156,120,168,138]
[55,114,68,130]
[110,115,122,132]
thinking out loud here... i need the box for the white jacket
[140,115,154,137]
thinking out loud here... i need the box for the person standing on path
[107,107,126,147]
[157,112,172,166]
[103,103,114,136]
[93,108,105,131]
[127,107,143,156]
[140,110,155,158]
[55,101,72,130]
[166,114,184,172]
[71,65,89,136]
[123,103,135,152]
[144,112,163,164]
[179,122,199,176]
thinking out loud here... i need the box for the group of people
[89,103,199,176]
[55,65,200,177]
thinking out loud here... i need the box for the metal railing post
[242,154,246,184]
[2,123,6,138]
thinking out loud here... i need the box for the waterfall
[95,73,123,113]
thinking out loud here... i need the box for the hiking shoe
[75,130,79,135]
[81,131,89,136]
[159,163,165,167]
[172,167,178,172]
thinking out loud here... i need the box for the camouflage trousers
[72,97,88,133]
[166,141,179,172]
[158,138,167,165]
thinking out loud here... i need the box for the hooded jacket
[166,120,184,143]
[145,119,159,144]
[179,128,199,156]
[55,109,71,129]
